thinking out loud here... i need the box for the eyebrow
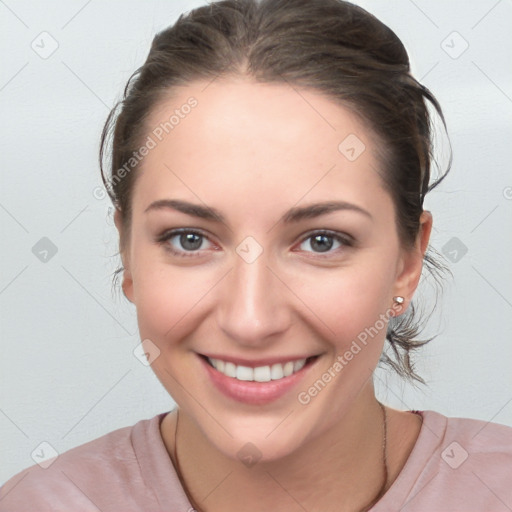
[144,199,372,223]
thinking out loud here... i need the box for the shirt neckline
[133,409,447,511]
[132,411,194,510]
[371,409,447,510]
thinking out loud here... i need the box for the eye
[156,229,213,257]
[156,228,353,258]
[297,230,353,255]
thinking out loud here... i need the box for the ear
[392,211,433,312]
[114,208,134,303]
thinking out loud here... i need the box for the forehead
[133,77,390,223]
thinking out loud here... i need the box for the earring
[393,296,405,305]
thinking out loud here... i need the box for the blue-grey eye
[299,233,343,253]
[158,230,212,254]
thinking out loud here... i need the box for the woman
[1,0,511,510]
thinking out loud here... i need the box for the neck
[161,383,400,512]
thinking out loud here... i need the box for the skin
[115,76,432,512]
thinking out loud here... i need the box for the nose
[216,250,292,348]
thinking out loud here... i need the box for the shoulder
[377,410,512,512]
[0,414,167,512]
[444,410,512,446]
[428,409,512,470]
[431,411,512,510]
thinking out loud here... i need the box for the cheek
[132,262,217,396]
[132,253,218,346]
[135,282,184,339]
[298,286,388,365]
[291,258,397,346]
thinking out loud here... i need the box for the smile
[206,357,312,382]
[199,353,321,405]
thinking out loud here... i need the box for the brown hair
[99,0,451,384]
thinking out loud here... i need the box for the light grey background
[1,0,511,485]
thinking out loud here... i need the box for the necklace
[172,401,388,512]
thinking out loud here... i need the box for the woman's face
[116,77,430,461]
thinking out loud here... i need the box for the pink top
[1,410,511,511]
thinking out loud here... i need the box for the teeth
[224,361,236,378]
[270,363,283,380]
[208,357,309,382]
[236,365,253,381]
[283,361,294,377]
[293,359,306,372]
[254,366,272,382]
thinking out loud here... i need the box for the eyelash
[155,228,354,259]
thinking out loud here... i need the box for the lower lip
[199,355,318,405]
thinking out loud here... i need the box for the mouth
[198,353,321,405]
[201,354,319,382]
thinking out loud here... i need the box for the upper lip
[199,353,320,368]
